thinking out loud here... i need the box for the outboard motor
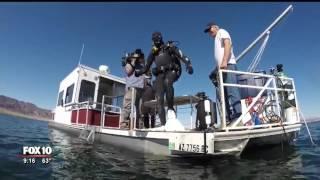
[195,92,217,130]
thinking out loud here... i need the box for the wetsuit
[136,37,193,125]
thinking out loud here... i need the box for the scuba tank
[204,99,212,126]
[195,92,216,130]
[167,41,182,81]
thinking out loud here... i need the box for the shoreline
[0,108,52,122]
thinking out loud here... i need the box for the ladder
[79,125,95,144]
[78,101,96,144]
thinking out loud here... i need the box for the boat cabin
[53,65,125,127]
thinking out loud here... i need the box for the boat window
[97,77,114,105]
[57,90,64,106]
[65,84,75,104]
[79,80,96,103]
[113,82,125,107]
[96,77,125,112]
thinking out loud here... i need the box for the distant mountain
[0,95,53,121]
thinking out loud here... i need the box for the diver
[135,31,194,126]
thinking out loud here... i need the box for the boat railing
[101,95,123,129]
[217,69,300,131]
[64,101,95,127]
[64,95,123,129]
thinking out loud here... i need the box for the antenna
[78,43,85,66]
[75,43,85,103]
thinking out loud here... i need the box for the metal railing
[217,69,300,131]
[64,95,123,130]
[101,95,122,129]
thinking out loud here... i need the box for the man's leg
[134,88,143,129]
[154,74,166,125]
[150,114,155,128]
[164,71,177,111]
[120,88,132,127]
[149,105,156,128]
[143,114,149,128]
[225,64,242,120]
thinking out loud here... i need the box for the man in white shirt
[204,22,242,122]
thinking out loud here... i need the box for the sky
[0,2,319,118]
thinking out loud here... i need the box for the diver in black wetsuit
[135,31,194,126]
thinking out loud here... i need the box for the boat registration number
[168,133,214,153]
[178,143,208,153]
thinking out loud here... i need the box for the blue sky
[0,2,319,118]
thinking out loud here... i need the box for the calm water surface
[0,114,319,179]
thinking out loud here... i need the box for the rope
[275,77,317,146]
[248,33,270,72]
[274,83,317,146]
[282,100,317,146]
[247,32,270,72]
[297,106,317,146]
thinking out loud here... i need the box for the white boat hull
[48,121,301,157]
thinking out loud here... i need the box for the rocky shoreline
[0,108,52,121]
[0,95,53,121]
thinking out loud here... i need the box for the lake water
[0,113,319,180]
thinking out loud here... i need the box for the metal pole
[272,77,281,117]
[76,107,79,124]
[215,89,222,129]
[85,101,90,128]
[291,80,300,123]
[223,83,295,92]
[101,96,105,128]
[219,70,226,129]
[236,5,293,62]
[118,105,122,129]
[130,88,136,130]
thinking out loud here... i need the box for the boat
[49,5,302,157]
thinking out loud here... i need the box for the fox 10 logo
[20,146,52,164]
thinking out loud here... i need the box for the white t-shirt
[214,28,236,66]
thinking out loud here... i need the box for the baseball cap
[204,22,217,33]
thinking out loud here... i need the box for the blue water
[0,113,320,179]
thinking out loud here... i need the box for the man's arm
[220,38,232,69]
[171,46,190,65]
[171,46,193,74]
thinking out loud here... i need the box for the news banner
[19,146,52,164]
